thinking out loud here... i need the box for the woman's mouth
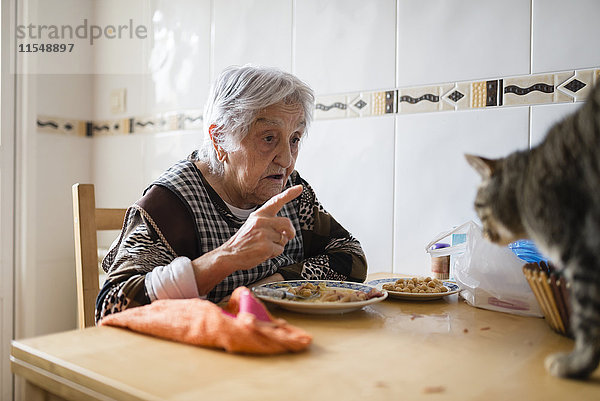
[265,174,284,180]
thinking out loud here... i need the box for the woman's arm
[96,206,185,322]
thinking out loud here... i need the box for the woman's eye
[264,135,275,143]
[291,132,303,144]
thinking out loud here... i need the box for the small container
[430,243,450,280]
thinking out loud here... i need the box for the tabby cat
[465,81,600,379]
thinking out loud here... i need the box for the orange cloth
[100,287,312,354]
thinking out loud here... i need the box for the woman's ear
[215,147,227,163]
[209,124,227,162]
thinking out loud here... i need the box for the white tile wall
[30,62,95,337]
[92,0,153,75]
[92,134,147,208]
[36,134,93,260]
[142,130,203,185]
[28,0,94,75]
[93,74,148,121]
[296,116,395,273]
[147,0,211,113]
[37,75,93,119]
[295,0,396,94]
[397,0,531,87]
[32,133,93,334]
[532,0,600,73]
[394,107,530,277]
[213,0,293,76]
[93,0,211,119]
[530,102,583,147]
[33,261,78,332]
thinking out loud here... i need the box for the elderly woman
[96,65,367,322]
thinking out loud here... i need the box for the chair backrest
[72,183,127,329]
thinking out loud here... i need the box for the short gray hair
[199,65,315,175]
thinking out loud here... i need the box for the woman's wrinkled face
[222,102,306,208]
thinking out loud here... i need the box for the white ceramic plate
[366,277,459,301]
[253,280,388,314]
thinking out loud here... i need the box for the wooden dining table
[10,273,600,400]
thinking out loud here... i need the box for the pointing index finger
[257,185,303,216]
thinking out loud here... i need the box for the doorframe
[1,0,17,399]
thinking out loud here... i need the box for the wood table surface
[10,274,600,401]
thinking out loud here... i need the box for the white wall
[16,1,95,339]
[17,0,600,339]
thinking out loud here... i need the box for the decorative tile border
[37,109,203,137]
[37,116,90,136]
[315,67,600,120]
[37,67,599,136]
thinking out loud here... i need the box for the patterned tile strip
[312,67,598,120]
[37,68,600,135]
[557,69,597,102]
[37,110,203,137]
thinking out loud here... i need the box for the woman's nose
[274,140,293,168]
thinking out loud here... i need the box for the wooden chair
[72,183,127,329]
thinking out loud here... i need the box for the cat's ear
[465,154,497,178]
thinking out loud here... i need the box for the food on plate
[381,277,449,294]
[283,282,383,303]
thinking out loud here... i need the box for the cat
[465,81,600,379]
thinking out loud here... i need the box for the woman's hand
[221,185,303,270]
[191,185,302,295]
[218,273,285,305]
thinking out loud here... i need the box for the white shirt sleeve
[145,256,204,301]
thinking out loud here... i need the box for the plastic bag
[452,221,543,317]
[425,221,472,258]
[425,221,476,281]
[508,239,549,264]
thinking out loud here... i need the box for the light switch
[110,88,127,114]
